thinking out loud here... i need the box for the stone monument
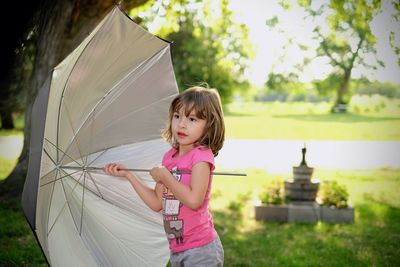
[255,144,354,223]
[284,144,320,222]
[284,144,319,202]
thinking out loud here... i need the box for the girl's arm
[150,162,210,210]
[104,163,163,212]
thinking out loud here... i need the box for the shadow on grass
[213,197,400,267]
[272,113,400,123]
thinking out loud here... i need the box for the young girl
[104,85,225,266]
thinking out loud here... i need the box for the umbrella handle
[60,166,247,176]
[122,168,247,177]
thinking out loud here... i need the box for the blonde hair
[162,85,225,156]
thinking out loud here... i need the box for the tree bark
[0,0,149,199]
[333,69,351,110]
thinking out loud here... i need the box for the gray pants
[170,236,224,267]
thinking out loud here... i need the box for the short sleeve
[162,147,176,166]
[192,147,215,172]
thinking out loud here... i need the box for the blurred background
[0,0,399,266]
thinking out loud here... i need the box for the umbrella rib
[45,138,84,167]
[55,22,101,164]
[39,149,58,179]
[79,172,87,235]
[56,96,64,164]
[86,112,95,166]
[46,168,60,236]
[43,147,58,167]
[86,148,109,167]
[67,172,141,215]
[47,171,85,235]
[39,169,57,185]
[85,171,104,199]
[40,170,82,187]
[61,46,172,159]
[56,169,152,238]
[57,103,87,166]
[62,169,159,219]
[58,169,160,233]
[47,167,160,264]
[60,168,108,201]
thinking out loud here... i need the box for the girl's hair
[162,85,225,156]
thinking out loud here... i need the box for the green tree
[313,72,343,98]
[131,0,253,104]
[266,72,299,92]
[390,1,400,66]
[301,0,383,111]
[265,0,395,112]
[0,0,150,198]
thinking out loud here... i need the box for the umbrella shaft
[60,166,246,176]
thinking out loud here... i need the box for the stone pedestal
[254,145,354,224]
[320,206,354,223]
[288,201,320,223]
[254,203,355,223]
[284,146,320,202]
[255,204,288,222]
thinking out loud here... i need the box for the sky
[228,0,400,85]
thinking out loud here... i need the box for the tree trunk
[0,110,14,129]
[0,0,149,200]
[332,69,351,113]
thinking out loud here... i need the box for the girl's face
[171,106,206,153]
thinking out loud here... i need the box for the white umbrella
[22,6,175,266]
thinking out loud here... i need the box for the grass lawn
[1,166,399,266]
[1,101,399,266]
[225,101,400,140]
[212,167,400,266]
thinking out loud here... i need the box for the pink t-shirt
[161,146,218,253]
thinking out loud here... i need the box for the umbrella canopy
[22,6,177,266]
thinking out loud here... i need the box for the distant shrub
[259,179,286,205]
[317,181,349,208]
[228,192,251,213]
[352,81,400,98]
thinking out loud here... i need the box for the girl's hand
[103,163,129,177]
[150,166,170,183]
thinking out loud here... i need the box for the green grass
[1,167,398,266]
[211,167,400,266]
[0,130,23,137]
[225,102,400,140]
[1,158,48,266]
[1,101,400,265]
[0,158,17,179]
[2,101,400,140]
[0,200,47,267]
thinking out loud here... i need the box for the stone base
[254,204,288,222]
[288,201,320,223]
[255,202,354,224]
[320,206,354,223]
